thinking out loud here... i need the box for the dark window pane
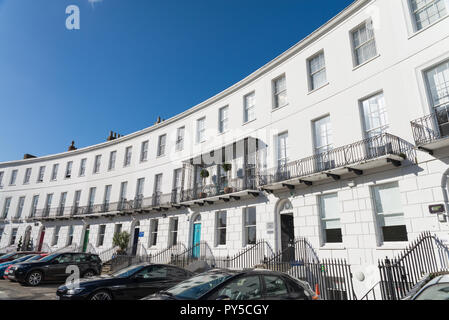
[325,228,342,243]
[382,225,408,242]
[247,226,256,245]
[218,229,226,245]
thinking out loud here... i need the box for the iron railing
[378,231,449,300]
[98,246,119,264]
[171,241,216,268]
[181,176,256,202]
[258,133,416,186]
[148,243,187,264]
[213,240,273,269]
[411,110,449,146]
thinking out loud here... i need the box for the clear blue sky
[0,0,354,162]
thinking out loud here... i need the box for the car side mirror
[216,295,231,301]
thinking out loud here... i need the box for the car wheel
[90,290,112,300]
[26,271,43,286]
[83,270,96,278]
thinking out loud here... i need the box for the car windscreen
[415,283,449,300]
[165,272,233,300]
[112,265,145,278]
[13,255,36,263]
[0,253,15,259]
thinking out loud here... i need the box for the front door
[192,223,201,258]
[82,228,90,253]
[280,214,295,262]
[132,227,140,256]
[37,229,45,252]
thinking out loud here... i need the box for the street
[0,279,58,300]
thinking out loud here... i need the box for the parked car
[0,252,44,264]
[3,254,48,280]
[0,254,42,278]
[402,271,449,300]
[56,263,194,300]
[11,252,102,286]
[144,269,318,300]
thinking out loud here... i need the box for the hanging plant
[222,163,232,172]
[200,169,210,178]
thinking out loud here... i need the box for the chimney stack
[68,141,77,151]
[23,154,37,159]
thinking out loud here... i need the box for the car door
[205,275,263,300]
[72,253,89,275]
[131,265,175,299]
[45,253,73,281]
[261,275,296,300]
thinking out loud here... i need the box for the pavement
[0,279,58,300]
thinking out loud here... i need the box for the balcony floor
[179,189,260,206]
[418,135,449,152]
[261,154,406,192]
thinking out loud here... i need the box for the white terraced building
[1,0,449,296]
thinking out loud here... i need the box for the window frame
[196,117,206,143]
[51,164,59,181]
[79,158,87,177]
[215,211,227,246]
[407,0,449,32]
[176,126,185,151]
[23,168,32,185]
[37,166,45,183]
[307,50,328,92]
[350,19,378,68]
[272,74,288,110]
[9,169,18,186]
[108,151,117,171]
[124,146,132,167]
[318,193,342,245]
[93,155,101,174]
[157,134,167,157]
[243,207,257,246]
[218,106,229,134]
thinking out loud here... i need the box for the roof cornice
[0,0,371,167]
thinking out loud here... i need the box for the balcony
[179,177,260,206]
[258,133,417,192]
[411,111,449,154]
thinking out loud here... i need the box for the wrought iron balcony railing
[411,111,449,146]
[258,133,416,187]
[180,176,256,202]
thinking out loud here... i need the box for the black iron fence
[171,241,216,268]
[213,240,273,269]
[148,243,187,264]
[258,133,416,186]
[262,237,356,300]
[411,110,449,146]
[378,231,449,300]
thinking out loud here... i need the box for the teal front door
[192,223,201,258]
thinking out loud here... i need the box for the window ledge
[408,15,449,40]
[352,54,381,71]
[307,82,330,95]
[376,241,409,250]
[242,119,257,126]
[320,243,346,250]
[271,103,290,113]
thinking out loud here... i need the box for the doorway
[280,214,295,262]
[82,225,90,253]
[131,222,140,256]
[37,227,45,252]
[192,215,201,258]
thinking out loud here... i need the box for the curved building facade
[1,0,449,295]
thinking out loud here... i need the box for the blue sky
[0,0,354,162]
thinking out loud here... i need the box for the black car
[11,252,102,286]
[144,269,318,300]
[56,263,194,300]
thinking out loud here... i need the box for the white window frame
[307,51,327,91]
[169,218,179,246]
[79,158,87,177]
[0,171,3,187]
[157,134,166,157]
[318,193,342,245]
[136,178,145,198]
[176,127,185,151]
[23,168,31,184]
[243,91,256,123]
[360,92,389,139]
[149,219,159,247]
[93,155,101,174]
[16,196,25,219]
[37,166,45,183]
[65,161,73,179]
[350,19,378,67]
[196,117,206,143]
[52,226,60,246]
[10,170,18,185]
[272,74,288,109]
[215,211,227,246]
[51,164,59,181]
[124,146,132,167]
[2,198,11,218]
[140,141,149,162]
[97,225,106,247]
[108,151,117,171]
[30,195,39,218]
[276,132,289,168]
[218,106,229,133]
[407,0,449,32]
[243,207,257,246]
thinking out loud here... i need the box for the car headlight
[67,287,86,295]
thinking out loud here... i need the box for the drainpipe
[440,169,449,230]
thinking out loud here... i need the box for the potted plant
[222,163,233,193]
[199,169,209,198]
[113,231,130,255]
